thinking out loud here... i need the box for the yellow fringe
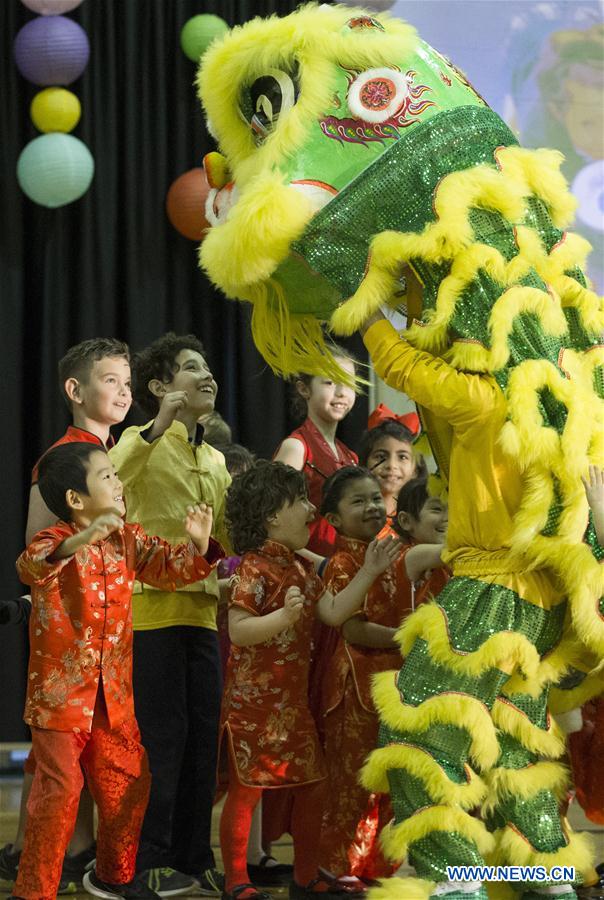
[482,761,569,816]
[492,697,565,759]
[380,805,495,861]
[372,670,500,769]
[549,668,604,713]
[360,743,486,809]
[488,824,593,878]
[395,602,541,683]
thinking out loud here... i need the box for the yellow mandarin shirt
[364,319,562,610]
[109,420,231,630]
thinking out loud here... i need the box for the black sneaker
[138,869,197,897]
[196,869,225,897]
[83,868,161,899]
[0,845,20,892]
[60,843,97,892]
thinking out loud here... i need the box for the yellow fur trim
[380,805,495,861]
[482,762,569,816]
[360,743,486,809]
[492,697,565,759]
[486,884,516,900]
[549,669,604,713]
[198,5,418,185]
[372,670,500,769]
[396,602,541,683]
[503,635,587,698]
[368,878,435,900]
[489,824,593,878]
[199,172,313,296]
[495,146,577,228]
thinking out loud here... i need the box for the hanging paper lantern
[14,16,90,86]
[17,133,94,207]
[180,14,228,63]
[166,168,211,240]
[20,0,84,14]
[31,87,81,132]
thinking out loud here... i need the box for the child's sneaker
[0,843,77,895]
[61,843,97,890]
[0,845,20,892]
[195,869,225,896]
[83,868,161,899]
[138,869,197,897]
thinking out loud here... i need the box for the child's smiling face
[325,475,386,542]
[266,492,316,551]
[162,349,218,417]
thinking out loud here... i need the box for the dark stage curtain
[0,0,368,740]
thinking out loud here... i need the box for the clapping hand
[185,503,213,556]
[282,586,305,625]
[362,534,402,577]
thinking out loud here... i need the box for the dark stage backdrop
[0,0,368,740]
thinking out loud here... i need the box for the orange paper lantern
[166,167,211,240]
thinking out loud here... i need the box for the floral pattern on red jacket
[17,522,222,733]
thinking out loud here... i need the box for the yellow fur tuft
[380,805,495,861]
[368,878,435,900]
[360,743,486,809]
[489,823,593,878]
[372,670,501,769]
[482,762,569,816]
[492,696,566,759]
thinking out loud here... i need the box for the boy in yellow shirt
[110,333,230,898]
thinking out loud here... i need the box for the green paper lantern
[30,87,81,133]
[180,14,228,62]
[17,133,94,208]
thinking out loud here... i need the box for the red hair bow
[367,403,421,437]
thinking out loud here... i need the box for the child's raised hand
[86,512,124,544]
[156,391,189,428]
[185,503,213,556]
[282,586,305,625]
[362,534,402,577]
[583,465,604,511]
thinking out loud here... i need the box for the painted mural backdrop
[392,0,604,291]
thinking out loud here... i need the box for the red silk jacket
[17,522,222,733]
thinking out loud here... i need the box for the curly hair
[358,419,427,480]
[226,460,307,554]
[320,465,379,517]
[58,338,130,407]
[132,332,207,416]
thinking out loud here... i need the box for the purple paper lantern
[14,16,89,86]
[20,0,84,14]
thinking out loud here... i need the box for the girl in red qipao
[359,406,427,532]
[219,462,400,900]
[318,472,448,887]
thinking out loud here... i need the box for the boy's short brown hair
[59,338,130,407]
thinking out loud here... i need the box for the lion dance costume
[196,6,604,899]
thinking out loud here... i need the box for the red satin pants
[14,692,150,900]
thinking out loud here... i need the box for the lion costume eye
[240,66,299,144]
[347,67,409,124]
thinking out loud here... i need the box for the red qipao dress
[220,540,327,788]
[319,538,449,879]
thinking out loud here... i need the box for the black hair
[58,338,130,407]
[359,419,427,479]
[289,343,357,423]
[226,460,307,554]
[38,442,108,523]
[132,332,207,416]
[202,411,233,447]
[394,477,430,539]
[320,465,379,517]
[216,443,255,477]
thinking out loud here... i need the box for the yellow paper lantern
[30,87,81,133]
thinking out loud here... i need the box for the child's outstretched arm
[404,543,445,583]
[50,513,124,560]
[184,502,213,556]
[229,586,304,647]
[316,535,401,627]
[342,616,397,649]
[583,465,604,546]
